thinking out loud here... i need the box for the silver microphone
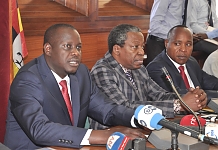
[161,67,203,134]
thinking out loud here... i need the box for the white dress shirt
[51,71,92,145]
[166,54,195,88]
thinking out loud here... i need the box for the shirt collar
[166,52,187,70]
[119,64,131,73]
[51,70,70,86]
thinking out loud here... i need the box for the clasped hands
[181,86,207,112]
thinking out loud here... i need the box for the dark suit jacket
[146,50,218,102]
[4,55,134,149]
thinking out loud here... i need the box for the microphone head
[180,115,206,127]
[161,67,172,82]
[106,132,132,150]
[134,105,163,130]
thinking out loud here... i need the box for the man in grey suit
[89,24,207,130]
[4,24,146,149]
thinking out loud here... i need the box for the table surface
[50,112,218,150]
[51,142,218,150]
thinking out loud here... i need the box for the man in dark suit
[146,25,218,105]
[3,24,146,149]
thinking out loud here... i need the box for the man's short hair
[43,24,76,45]
[108,24,141,53]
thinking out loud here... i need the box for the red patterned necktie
[59,80,73,124]
[178,66,190,89]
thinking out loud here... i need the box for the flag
[12,0,28,77]
[0,0,10,143]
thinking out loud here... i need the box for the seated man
[4,23,146,149]
[90,24,206,130]
[146,25,218,105]
[189,0,218,54]
[199,28,218,78]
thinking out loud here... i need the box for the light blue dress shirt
[189,0,218,33]
[148,0,186,39]
[206,28,218,39]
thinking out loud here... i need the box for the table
[51,142,218,150]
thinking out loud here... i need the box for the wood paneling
[54,0,97,17]
[124,0,154,11]
[24,33,109,69]
[19,0,152,69]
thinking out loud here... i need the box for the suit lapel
[186,60,199,87]
[131,69,145,99]
[162,52,187,89]
[38,55,72,124]
[69,75,80,126]
[106,51,141,99]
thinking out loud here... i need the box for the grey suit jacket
[89,51,177,130]
[4,55,134,149]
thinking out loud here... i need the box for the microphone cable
[161,67,203,134]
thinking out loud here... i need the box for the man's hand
[193,34,203,44]
[89,126,146,145]
[181,86,207,111]
[196,33,208,39]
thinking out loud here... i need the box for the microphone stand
[161,67,202,134]
[167,130,180,150]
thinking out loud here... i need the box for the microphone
[134,105,218,145]
[180,115,206,133]
[106,132,147,150]
[161,67,203,134]
[106,132,132,150]
[180,115,206,126]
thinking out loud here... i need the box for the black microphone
[161,67,203,134]
[159,116,218,145]
[134,105,218,145]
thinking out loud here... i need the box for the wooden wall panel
[145,0,154,11]
[76,0,89,16]
[24,33,109,70]
[20,0,153,70]
[124,0,154,11]
[66,0,77,10]
[54,0,98,17]
[24,36,43,63]
[124,0,136,6]
[54,0,77,10]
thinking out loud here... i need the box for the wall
[19,0,152,69]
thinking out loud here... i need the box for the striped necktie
[125,70,137,89]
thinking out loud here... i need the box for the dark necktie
[178,66,190,89]
[125,70,137,89]
[59,80,73,124]
[208,0,213,27]
[182,0,188,25]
